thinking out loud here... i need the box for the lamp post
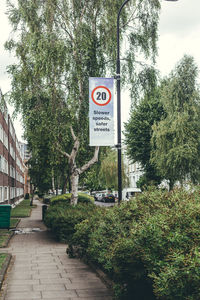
[116,0,130,204]
[116,0,178,204]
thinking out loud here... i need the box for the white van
[123,187,141,200]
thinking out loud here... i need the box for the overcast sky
[1,0,200,141]
[157,0,200,76]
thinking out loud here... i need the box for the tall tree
[5,0,161,204]
[124,84,165,188]
[151,55,200,189]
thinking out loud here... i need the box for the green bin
[0,205,12,229]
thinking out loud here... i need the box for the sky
[1,0,200,142]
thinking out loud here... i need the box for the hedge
[44,202,96,243]
[50,192,94,205]
[44,187,200,300]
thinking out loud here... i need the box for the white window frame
[0,186,4,203]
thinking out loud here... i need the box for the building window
[4,108,8,123]
[10,187,15,199]
[0,124,3,142]
[4,187,8,201]
[3,131,8,149]
[0,187,3,203]
[4,159,8,174]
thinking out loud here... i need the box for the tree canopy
[124,85,165,188]
[151,55,200,189]
[5,0,161,202]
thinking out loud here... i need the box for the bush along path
[44,188,200,300]
[0,199,113,300]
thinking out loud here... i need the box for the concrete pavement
[0,200,113,300]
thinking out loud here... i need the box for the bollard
[42,205,48,221]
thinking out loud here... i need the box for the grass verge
[0,254,7,269]
[10,218,20,228]
[0,230,13,248]
[11,199,33,218]
[0,253,12,289]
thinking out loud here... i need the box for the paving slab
[0,200,113,300]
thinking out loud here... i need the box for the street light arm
[117,0,131,65]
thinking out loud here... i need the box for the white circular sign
[91,85,112,106]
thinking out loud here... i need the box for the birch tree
[5,0,161,204]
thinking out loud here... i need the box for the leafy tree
[80,164,104,192]
[124,86,165,188]
[6,0,161,204]
[23,95,70,194]
[99,149,128,191]
[151,55,200,189]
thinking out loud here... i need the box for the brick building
[19,142,31,195]
[0,89,25,204]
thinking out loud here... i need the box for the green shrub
[150,247,200,300]
[73,187,200,299]
[50,193,94,206]
[50,194,71,205]
[43,195,53,204]
[72,207,106,258]
[44,202,95,243]
[44,187,200,299]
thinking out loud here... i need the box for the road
[94,201,116,207]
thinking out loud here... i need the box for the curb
[5,232,14,248]
[81,257,115,295]
[67,245,115,293]
[0,254,12,290]
[90,263,114,290]
[10,219,21,230]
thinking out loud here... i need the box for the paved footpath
[0,200,113,300]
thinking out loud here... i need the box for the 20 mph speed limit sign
[91,86,112,106]
[89,77,114,146]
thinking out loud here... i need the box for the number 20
[96,91,107,101]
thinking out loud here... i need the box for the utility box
[0,205,12,229]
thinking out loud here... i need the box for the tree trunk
[56,128,99,206]
[69,146,99,205]
[62,177,67,194]
[70,171,79,205]
[169,179,174,191]
[68,170,71,193]
[52,170,55,194]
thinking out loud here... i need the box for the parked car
[94,192,106,201]
[102,194,115,203]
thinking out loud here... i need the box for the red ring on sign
[91,86,112,106]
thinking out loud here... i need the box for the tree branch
[78,146,99,175]
[79,0,89,24]
[56,142,70,158]
[70,126,77,141]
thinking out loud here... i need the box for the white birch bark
[57,127,99,205]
